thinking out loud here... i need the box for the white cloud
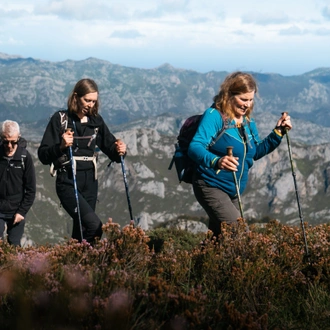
[242,11,290,25]
[159,0,190,12]
[7,37,25,45]
[314,27,330,36]
[34,0,127,21]
[279,25,306,36]
[0,0,329,75]
[110,30,144,39]
[232,30,254,37]
[135,0,190,19]
[322,6,330,20]
[279,25,330,37]
[0,8,30,19]
[32,0,192,21]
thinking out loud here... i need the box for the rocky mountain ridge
[1,52,330,130]
[25,126,330,245]
[0,52,330,244]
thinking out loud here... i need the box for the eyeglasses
[2,139,19,146]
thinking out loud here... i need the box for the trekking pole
[118,143,134,222]
[281,112,310,260]
[67,129,83,242]
[227,146,244,219]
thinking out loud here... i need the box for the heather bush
[1,218,330,329]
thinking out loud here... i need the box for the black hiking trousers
[0,214,25,246]
[56,168,102,244]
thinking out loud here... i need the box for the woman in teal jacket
[188,71,292,238]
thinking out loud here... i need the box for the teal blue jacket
[187,107,283,198]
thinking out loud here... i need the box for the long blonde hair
[213,72,258,120]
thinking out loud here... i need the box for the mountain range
[0,52,330,245]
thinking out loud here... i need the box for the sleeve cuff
[211,157,220,169]
[273,128,283,137]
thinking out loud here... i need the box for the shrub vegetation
[1,218,330,329]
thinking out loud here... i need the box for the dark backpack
[168,110,232,184]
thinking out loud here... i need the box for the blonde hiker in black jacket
[0,120,36,246]
[38,78,126,244]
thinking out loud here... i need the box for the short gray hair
[1,120,20,137]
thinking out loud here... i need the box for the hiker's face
[2,132,20,157]
[76,92,98,116]
[232,91,255,118]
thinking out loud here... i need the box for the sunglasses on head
[2,139,19,146]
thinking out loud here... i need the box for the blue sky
[1,0,330,76]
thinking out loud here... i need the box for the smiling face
[232,91,255,120]
[213,72,257,121]
[2,132,20,157]
[76,92,98,118]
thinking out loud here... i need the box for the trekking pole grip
[281,112,289,134]
[227,146,234,157]
[116,138,125,156]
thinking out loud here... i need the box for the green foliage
[1,219,330,329]
[147,226,204,252]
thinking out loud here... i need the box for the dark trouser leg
[6,219,25,246]
[193,177,240,239]
[0,218,5,241]
[77,169,98,212]
[76,170,102,242]
[56,169,102,244]
[80,212,102,242]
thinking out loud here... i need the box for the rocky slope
[24,126,330,245]
[0,52,329,245]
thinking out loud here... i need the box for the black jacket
[0,138,36,216]
[38,110,122,171]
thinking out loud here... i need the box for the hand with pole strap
[275,112,292,136]
[280,112,310,261]
[61,128,74,151]
[226,146,244,219]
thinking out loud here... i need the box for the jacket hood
[18,137,27,148]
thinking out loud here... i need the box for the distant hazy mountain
[1,52,330,132]
[1,52,330,245]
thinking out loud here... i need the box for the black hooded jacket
[38,110,122,171]
[0,138,36,216]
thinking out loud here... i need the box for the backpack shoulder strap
[208,111,234,148]
[243,118,258,146]
[21,148,27,171]
[58,110,68,134]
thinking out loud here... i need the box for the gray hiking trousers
[192,172,240,238]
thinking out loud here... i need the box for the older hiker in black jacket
[38,78,126,244]
[0,120,36,246]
